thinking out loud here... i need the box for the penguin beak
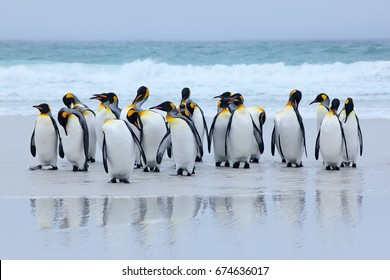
[309,100,316,105]
[149,105,161,110]
[33,105,42,110]
[214,95,222,99]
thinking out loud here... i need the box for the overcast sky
[1,0,390,41]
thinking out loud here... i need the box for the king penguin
[247,106,266,163]
[90,92,120,151]
[271,110,285,163]
[63,93,97,163]
[208,96,231,167]
[278,89,307,167]
[57,107,89,171]
[127,107,168,172]
[180,87,208,162]
[102,118,146,183]
[310,93,330,131]
[315,98,348,170]
[225,93,263,168]
[30,103,64,170]
[119,86,149,120]
[150,101,203,176]
[339,97,363,167]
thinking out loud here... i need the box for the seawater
[1,40,390,118]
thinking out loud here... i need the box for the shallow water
[0,117,389,259]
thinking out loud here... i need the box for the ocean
[1,40,390,118]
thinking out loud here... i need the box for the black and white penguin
[225,93,263,168]
[150,101,203,176]
[30,103,64,170]
[278,89,307,167]
[57,107,89,171]
[271,110,286,163]
[127,107,168,172]
[339,97,363,167]
[102,118,146,183]
[315,98,348,170]
[310,93,330,131]
[180,87,208,162]
[247,106,266,163]
[208,97,231,167]
[63,93,96,163]
[120,86,149,120]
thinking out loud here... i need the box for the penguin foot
[88,157,95,163]
[29,165,43,170]
[282,159,286,163]
[177,168,184,176]
[352,163,357,168]
[233,162,240,168]
[216,161,222,167]
[296,162,303,168]
[73,166,79,172]
[119,179,130,184]
[110,178,117,183]
[154,167,160,172]
[134,163,143,169]
[341,162,345,168]
[187,172,192,176]
[334,166,340,170]
[250,158,259,163]
[287,162,292,168]
[244,162,250,168]
[50,166,58,170]
[224,161,230,167]
[192,168,195,174]
[326,166,331,170]
[143,167,150,172]
[195,156,202,162]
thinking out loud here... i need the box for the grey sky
[1,0,390,41]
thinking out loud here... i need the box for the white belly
[83,110,96,159]
[212,112,230,162]
[141,111,166,167]
[227,110,252,162]
[343,115,359,163]
[320,115,343,167]
[170,119,197,173]
[34,116,58,166]
[279,107,304,164]
[62,115,86,168]
[103,120,135,180]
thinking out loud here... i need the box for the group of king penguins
[30,87,363,183]
[271,90,363,170]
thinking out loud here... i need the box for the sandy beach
[0,115,389,259]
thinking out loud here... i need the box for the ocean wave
[1,60,390,118]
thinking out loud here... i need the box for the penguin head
[63,93,77,108]
[178,102,191,118]
[310,93,329,107]
[231,93,244,105]
[330,98,340,114]
[106,92,119,106]
[126,109,141,130]
[150,101,177,113]
[181,87,191,102]
[214,91,232,99]
[132,86,149,106]
[33,103,51,114]
[344,97,354,116]
[90,93,109,107]
[218,98,230,109]
[57,108,71,135]
[288,89,302,108]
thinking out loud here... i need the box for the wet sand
[0,116,389,259]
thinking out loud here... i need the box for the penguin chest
[320,115,343,165]
[103,121,135,177]
[169,118,197,169]
[63,115,85,164]
[343,115,359,161]
[279,107,303,161]
[213,111,230,159]
[227,109,253,160]
[140,112,166,165]
[317,105,328,131]
[35,116,58,164]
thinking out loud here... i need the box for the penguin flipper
[74,110,90,160]
[339,119,348,160]
[357,115,363,156]
[225,112,234,157]
[198,106,209,142]
[164,120,172,158]
[157,131,172,164]
[252,118,264,154]
[124,121,147,166]
[102,132,109,173]
[293,106,307,157]
[180,115,203,158]
[30,125,36,157]
[50,115,64,158]
[271,126,276,156]
[208,112,220,153]
[315,130,321,160]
